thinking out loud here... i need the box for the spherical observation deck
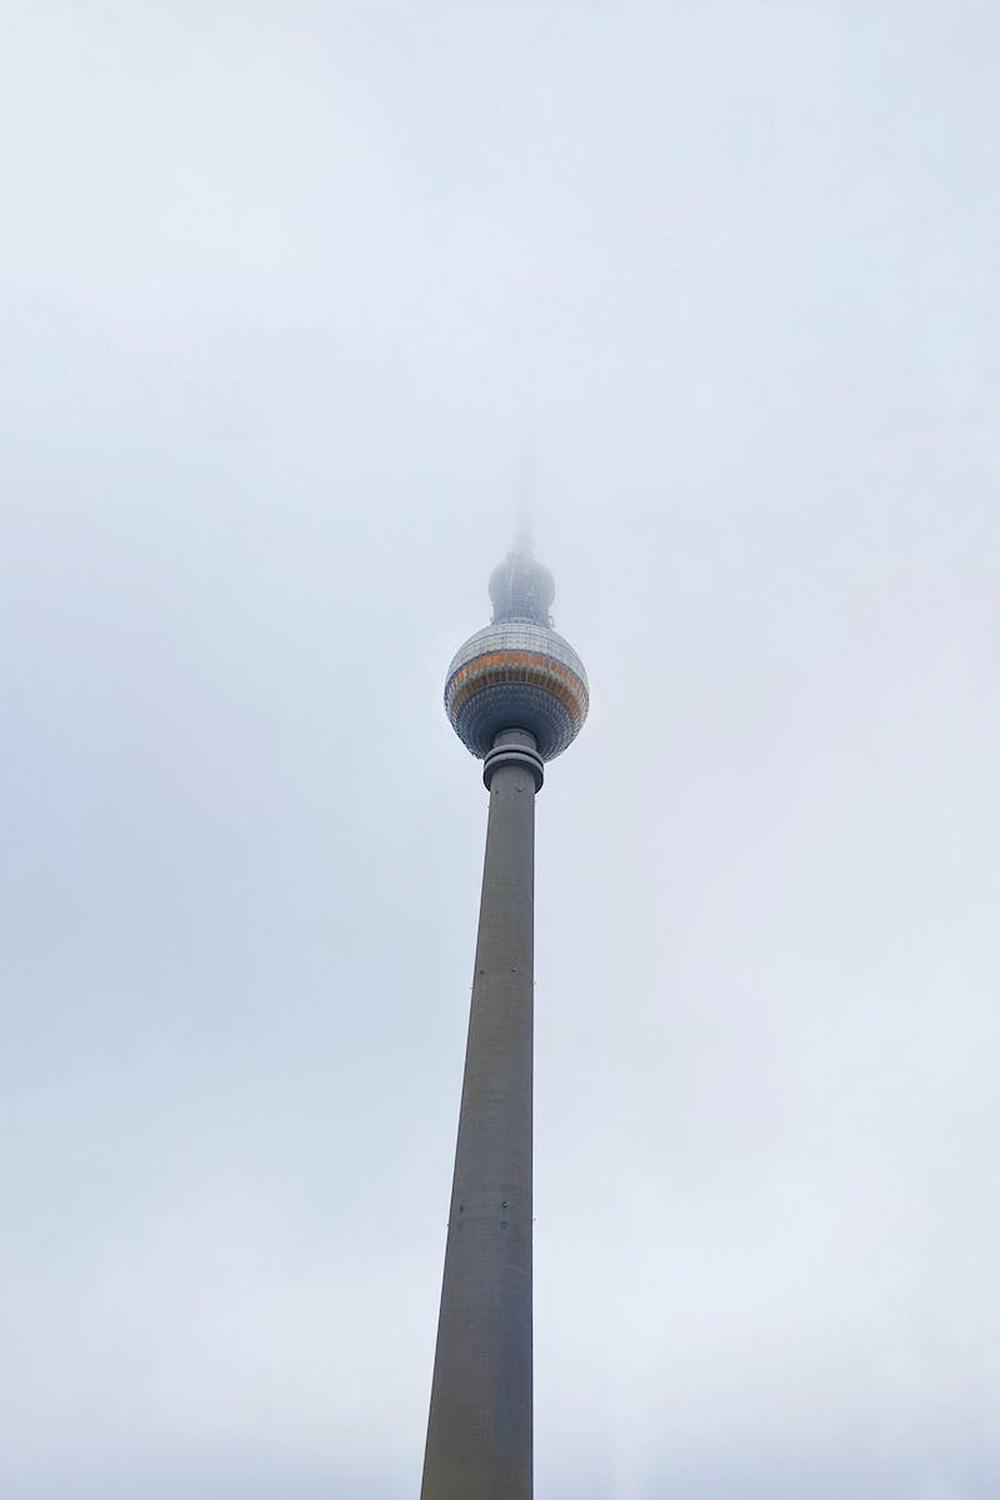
[445,543,589,763]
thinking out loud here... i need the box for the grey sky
[2,3,999,1496]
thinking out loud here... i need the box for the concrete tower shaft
[420,729,540,1499]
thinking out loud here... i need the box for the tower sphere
[445,543,589,761]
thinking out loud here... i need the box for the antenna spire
[515,409,536,555]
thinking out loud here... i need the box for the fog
[2,3,999,1496]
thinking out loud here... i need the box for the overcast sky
[3,3,999,1497]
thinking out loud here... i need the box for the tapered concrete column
[421,728,543,1500]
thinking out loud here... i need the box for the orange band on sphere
[447,649,587,731]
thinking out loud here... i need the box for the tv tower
[421,539,589,1499]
